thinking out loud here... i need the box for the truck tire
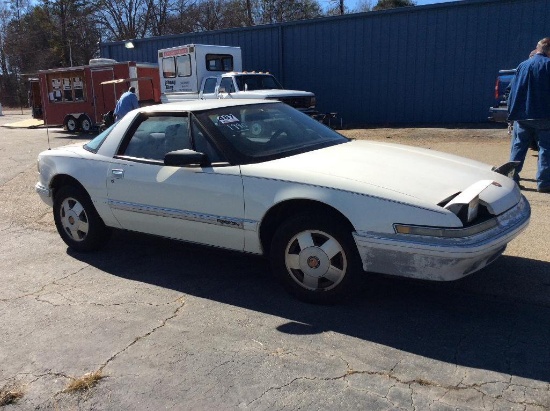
[79,115,92,133]
[65,115,79,132]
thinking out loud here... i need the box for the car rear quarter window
[84,124,115,153]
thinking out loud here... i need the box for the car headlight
[309,96,316,108]
[447,194,479,224]
[443,180,494,225]
[394,180,500,237]
[492,161,520,178]
[394,217,497,238]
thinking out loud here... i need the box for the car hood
[241,140,520,215]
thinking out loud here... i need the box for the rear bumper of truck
[488,107,508,123]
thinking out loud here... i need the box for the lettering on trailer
[165,79,175,91]
[162,47,190,58]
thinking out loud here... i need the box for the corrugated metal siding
[100,0,550,125]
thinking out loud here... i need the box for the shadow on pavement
[69,229,550,383]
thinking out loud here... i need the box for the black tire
[65,115,79,132]
[270,213,362,304]
[53,185,111,251]
[79,115,92,133]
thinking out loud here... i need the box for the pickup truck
[488,68,539,150]
[488,69,515,123]
[200,72,317,115]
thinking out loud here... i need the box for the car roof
[142,99,276,113]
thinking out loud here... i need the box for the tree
[256,0,322,24]
[354,0,373,12]
[373,0,415,10]
[93,0,151,40]
[42,0,101,66]
[143,0,172,36]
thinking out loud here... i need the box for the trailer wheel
[65,115,79,132]
[79,115,92,133]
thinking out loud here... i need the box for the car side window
[191,117,225,164]
[122,116,191,161]
[203,78,217,94]
[219,77,235,93]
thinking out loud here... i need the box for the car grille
[278,97,312,109]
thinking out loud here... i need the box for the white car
[36,100,530,303]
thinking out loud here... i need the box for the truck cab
[201,72,317,114]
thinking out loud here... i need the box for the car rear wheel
[53,185,111,251]
[270,214,361,304]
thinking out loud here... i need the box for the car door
[106,113,246,251]
[199,77,219,99]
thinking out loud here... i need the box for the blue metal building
[100,0,550,126]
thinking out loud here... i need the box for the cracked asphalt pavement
[0,111,549,410]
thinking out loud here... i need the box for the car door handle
[111,169,124,179]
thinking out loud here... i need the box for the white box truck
[158,44,317,114]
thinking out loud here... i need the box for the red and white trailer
[29,59,160,131]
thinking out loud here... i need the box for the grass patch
[0,384,24,406]
[63,371,103,393]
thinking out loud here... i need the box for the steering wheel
[270,128,292,143]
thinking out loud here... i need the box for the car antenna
[46,126,51,150]
[44,107,51,150]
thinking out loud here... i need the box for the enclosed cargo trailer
[29,59,160,131]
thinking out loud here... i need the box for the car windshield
[196,102,348,164]
[234,75,283,91]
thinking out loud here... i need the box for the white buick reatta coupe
[36,100,530,303]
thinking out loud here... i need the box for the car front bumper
[352,196,530,281]
[35,182,53,207]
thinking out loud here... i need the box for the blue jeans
[510,120,550,190]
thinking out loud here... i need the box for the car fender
[242,176,460,254]
[38,150,121,228]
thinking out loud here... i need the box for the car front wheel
[53,185,110,251]
[270,214,361,304]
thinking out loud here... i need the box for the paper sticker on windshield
[218,114,240,124]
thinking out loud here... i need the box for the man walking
[508,38,550,193]
[114,86,139,121]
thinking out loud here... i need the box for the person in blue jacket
[508,38,550,193]
[114,86,139,121]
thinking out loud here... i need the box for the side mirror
[164,149,207,167]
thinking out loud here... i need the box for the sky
[319,0,459,12]
[413,0,457,4]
